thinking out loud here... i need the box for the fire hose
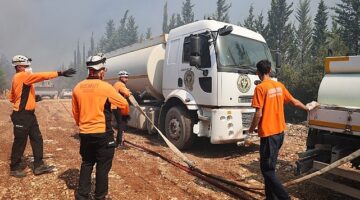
[128,95,195,168]
[60,98,360,193]
[284,147,360,187]
[59,97,263,198]
[128,96,360,190]
[124,139,261,200]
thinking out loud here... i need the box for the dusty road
[0,100,356,200]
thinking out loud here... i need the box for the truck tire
[164,106,195,150]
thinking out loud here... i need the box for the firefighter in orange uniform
[111,70,131,147]
[8,55,76,178]
[72,53,129,200]
[249,60,308,200]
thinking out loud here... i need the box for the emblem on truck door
[237,75,251,93]
[184,70,195,91]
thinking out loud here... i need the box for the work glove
[305,101,320,111]
[121,115,130,122]
[58,68,76,77]
[35,95,42,102]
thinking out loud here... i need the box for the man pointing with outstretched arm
[8,55,76,178]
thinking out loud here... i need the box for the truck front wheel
[164,106,195,150]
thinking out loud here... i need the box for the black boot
[33,163,55,175]
[10,169,26,178]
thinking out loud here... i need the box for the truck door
[163,38,181,94]
[178,35,218,106]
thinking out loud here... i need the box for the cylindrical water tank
[318,74,360,108]
[105,43,166,100]
[325,56,360,74]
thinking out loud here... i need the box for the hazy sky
[0,0,338,71]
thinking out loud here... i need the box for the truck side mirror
[190,35,202,67]
[190,35,201,56]
[190,56,201,67]
[275,51,282,75]
[275,50,281,69]
[218,25,233,36]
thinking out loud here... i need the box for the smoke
[0,0,338,72]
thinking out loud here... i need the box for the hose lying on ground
[284,147,360,187]
[126,97,360,189]
[128,95,195,168]
[124,139,260,200]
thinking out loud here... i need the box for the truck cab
[161,20,275,148]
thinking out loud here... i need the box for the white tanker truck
[105,20,278,149]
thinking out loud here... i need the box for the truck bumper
[206,108,254,144]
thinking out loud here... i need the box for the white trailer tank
[105,35,168,100]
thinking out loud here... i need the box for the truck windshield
[216,34,275,75]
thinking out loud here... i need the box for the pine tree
[182,0,195,24]
[295,0,312,65]
[117,10,129,48]
[125,16,139,46]
[334,0,360,54]
[214,0,231,22]
[105,20,115,41]
[146,28,152,39]
[286,24,298,67]
[139,34,144,43]
[82,43,86,67]
[176,14,184,27]
[0,68,6,91]
[77,40,81,68]
[73,50,77,67]
[162,1,169,33]
[254,12,266,36]
[0,55,9,91]
[243,5,255,31]
[266,0,293,63]
[168,14,177,30]
[98,19,116,52]
[105,19,115,52]
[0,55,11,90]
[327,19,349,56]
[312,0,328,57]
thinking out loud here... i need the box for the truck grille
[242,112,254,129]
[238,96,253,103]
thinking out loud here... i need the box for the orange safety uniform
[251,79,294,137]
[72,79,129,134]
[110,81,131,115]
[8,71,58,111]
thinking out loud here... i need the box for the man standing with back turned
[8,55,76,178]
[72,53,129,200]
[249,60,309,200]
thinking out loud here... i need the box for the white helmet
[12,55,32,67]
[86,53,106,70]
[118,70,129,77]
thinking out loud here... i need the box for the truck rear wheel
[164,106,195,150]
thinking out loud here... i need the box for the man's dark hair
[256,60,271,75]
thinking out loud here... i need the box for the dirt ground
[0,100,357,200]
